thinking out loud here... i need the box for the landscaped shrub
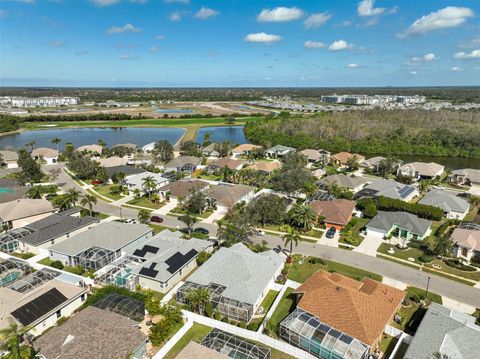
[64,265,84,275]
[375,196,443,221]
[247,322,257,331]
[343,237,358,246]
[419,254,434,263]
[445,259,477,272]
[196,251,211,266]
[214,312,221,321]
[204,302,213,318]
[356,198,377,218]
[50,260,64,270]
[239,321,247,329]
[308,257,324,265]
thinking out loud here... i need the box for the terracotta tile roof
[0,150,19,162]
[332,152,365,164]
[300,149,322,161]
[247,161,281,173]
[232,144,262,153]
[309,199,355,226]
[31,147,58,158]
[208,158,245,170]
[451,228,480,252]
[77,144,103,154]
[0,198,54,222]
[158,179,209,198]
[294,270,404,346]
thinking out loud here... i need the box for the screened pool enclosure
[93,293,145,322]
[96,255,143,290]
[201,329,271,359]
[0,259,32,287]
[176,282,254,322]
[279,309,370,359]
[0,228,33,253]
[72,246,117,271]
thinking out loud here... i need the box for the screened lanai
[96,255,143,290]
[93,293,145,322]
[176,281,254,322]
[73,246,116,271]
[279,308,370,359]
[0,259,32,287]
[201,328,271,359]
[7,268,60,293]
[0,228,33,253]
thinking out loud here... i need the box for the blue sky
[0,0,479,87]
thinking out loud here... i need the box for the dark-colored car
[326,227,336,239]
[91,179,104,185]
[194,227,209,235]
[150,216,164,223]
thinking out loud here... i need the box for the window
[56,310,61,319]
[462,248,469,257]
[80,293,86,302]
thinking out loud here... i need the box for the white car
[256,229,265,237]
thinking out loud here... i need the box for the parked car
[91,179,104,185]
[194,227,209,235]
[255,229,265,237]
[124,218,137,224]
[326,227,336,239]
[150,216,163,223]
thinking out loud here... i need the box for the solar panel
[165,249,198,274]
[132,245,159,258]
[139,262,159,278]
[399,186,415,199]
[11,288,67,326]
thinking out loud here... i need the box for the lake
[0,127,185,150]
[393,155,480,171]
[195,126,249,144]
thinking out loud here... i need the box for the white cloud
[398,6,474,38]
[345,63,359,68]
[454,49,480,59]
[194,7,219,19]
[244,32,282,44]
[407,53,438,65]
[363,18,378,27]
[164,0,189,3]
[149,46,160,52]
[257,7,303,22]
[357,0,385,16]
[49,40,65,48]
[155,35,166,40]
[170,11,181,21]
[119,54,138,60]
[92,0,144,6]
[451,66,462,71]
[423,53,437,61]
[328,40,353,51]
[304,12,331,29]
[459,36,480,48]
[304,41,325,49]
[410,71,418,75]
[107,23,142,34]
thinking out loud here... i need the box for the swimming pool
[0,188,15,194]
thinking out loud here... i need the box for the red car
[150,216,164,223]
[91,179,104,185]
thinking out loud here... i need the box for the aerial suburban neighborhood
[1,0,480,358]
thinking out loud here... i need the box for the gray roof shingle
[367,211,432,236]
[419,190,470,214]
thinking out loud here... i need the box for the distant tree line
[22,113,144,122]
[0,115,20,133]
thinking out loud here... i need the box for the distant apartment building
[320,94,426,105]
[1,96,79,107]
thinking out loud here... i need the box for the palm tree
[116,171,126,187]
[283,226,302,255]
[97,139,106,147]
[291,203,317,232]
[80,194,97,217]
[138,209,150,224]
[202,132,211,147]
[51,138,61,152]
[0,319,28,359]
[418,179,431,193]
[66,188,80,207]
[27,186,43,199]
[179,213,197,235]
[142,175,157,199]
[185,288,210,315]
[133,188,142,199]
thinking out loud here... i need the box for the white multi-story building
[0,96,80,107]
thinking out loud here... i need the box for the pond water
[154,108,193,114]
[391,155,480,170]
[0,127,186,150]
[195,126,249,144]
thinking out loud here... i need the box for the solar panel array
[165,249,198,274]
[138,262,158,278]
[11,288,67,326]
[132,244,159,258]
[398,185,415,199]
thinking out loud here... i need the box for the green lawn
[378,335,398,356]
[259,290,279,314]
[287,255,383,283]
[170,206,214,219]
[260,224,321,242]
[339,217,369,246]
[266,287,295,337]
[149,224,171,234]
[38,257,55,266]
[163,323,212,359]
[9,252,35,260]
[464,204,480,222]
[94,184,124,201]
[377,243,424,264]
[406,286,442,304]
[127,196,165,210]
[425,260,480,282]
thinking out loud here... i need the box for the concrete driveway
[353,234,384,256]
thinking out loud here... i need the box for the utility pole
[119,207,123,221]
[425,276,431,301]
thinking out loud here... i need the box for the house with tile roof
[299,149,329,164]
[206,157,245,172]
[331,152,365,166]
[165,155,201,173]
[397,161,445,180]
[264,145,295,158]
[404,302,480,359]
[246,161,281,174]
[451,227,480,263]
[0,150,19,168]
[206,183,255,209]
[418,190,470,219]
[124,171,169,195]
[318,174,367,193]
[76,144,103,156]
[354,179,418,202]
[366,211,432,242]
[157,179,209,201]
[0,198,55,230]
[309,199,356,230]
[279,270,404,358]
[231,143,262,158]
[31,147,59,165]
[448,168,480,189]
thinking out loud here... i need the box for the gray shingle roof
[105,165,144,178]
[186,243,283,305]
[366,211,432,236]
[404,303,480,359]
[265,145,295,153]
[21,213,99,246]
[48,222,151,256]
[165,156,201,168]
[418,190,470,214]
[363,179,417,200]
[319,174,367,190]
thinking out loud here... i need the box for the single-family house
[201,143,220,157]
[309,199,356,230]
[279,270,404,358]
[206,183,255,209]
[299,149,323,163]
[0,150,19,168]
[264,145,296,158]
[246,161,281,175]
[354,179,418,202]
[363,156,386,171]
[77,144,103,156]
[0,277,87,336]
[176,243,283,323]
[397,161,445,180]
[1,210,99,254]
[206,158,245,173]
[311,168,326,179]
[0,198,55,230]
[96,156,128,168]
[126,230,215,293]
[404,303,480,359]
[451,228,480,263]
[105,165,144,178]
[448,168,480,189]
[418,190,470,219]
[35,306,147,359]
[318,174,367,193]
[157,179,209,201]
[331,152,365,166]
[231,144,262,158]
[366,211,432,242]
[48,222,152,271]
[164,156,201,173]
[31,147,59,165]
[124,171,169,195]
